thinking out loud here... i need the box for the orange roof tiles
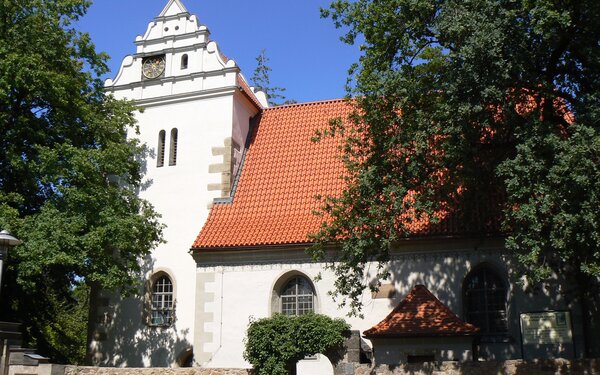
[193,99,352,249]
[192,99,502,250]
[363,285,479,338]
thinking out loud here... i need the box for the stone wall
[59,360,600,375]
[353,359,600,375]
[64,367,251,375]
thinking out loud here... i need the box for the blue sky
[76,0,360,103]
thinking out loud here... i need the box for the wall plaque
[520,311,572,345]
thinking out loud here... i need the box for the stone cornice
[153,13,191,22]
[191,235,505,255]
[135,30,209,47]
[132,86,237,107]
[192,238,508,271]
[106,66,239,92]
[134,43,208,57]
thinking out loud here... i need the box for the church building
[88,0,593,370]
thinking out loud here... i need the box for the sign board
[520,311,572,345]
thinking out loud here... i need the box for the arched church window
[169,128,178,166]
[463,265,508,334]
[157,130,166,167]
[151,275,174,326]
[181,54,188,70]
[281,276,314,315]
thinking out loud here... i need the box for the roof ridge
[264,98,348,111]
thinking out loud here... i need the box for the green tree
[309,0,600,352]
[0,0,163,362]
[251,49,295,106]
[244,313,349,375]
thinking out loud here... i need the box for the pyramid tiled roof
[363,285,479,338]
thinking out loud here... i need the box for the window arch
[463,265,508,334]
[181,54,188,70]
[169,128,178,166]
[150,275,174,326]
[157,130,166,167]
[280,276,314,315]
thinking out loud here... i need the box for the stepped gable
[364,284,479,338]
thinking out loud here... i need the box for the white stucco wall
[90,1,587,368]
[193,238,583,369]
[89,1,261,367]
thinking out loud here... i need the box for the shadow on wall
[91,255,192,367]
[136,140,155,194]
[359,241,581,362]
[357,359,597,375]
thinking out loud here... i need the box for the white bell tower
[90,0,266,366]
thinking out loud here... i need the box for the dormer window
[181,54,188,70]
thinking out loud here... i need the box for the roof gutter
[190,233,506,255]
[190,241,316,254]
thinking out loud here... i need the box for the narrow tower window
[157,130,166,167]
[169,128,178,166]
[181,54,188,70]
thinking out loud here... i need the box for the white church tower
[89,0,266,366]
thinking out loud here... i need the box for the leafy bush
[244,313,350,375]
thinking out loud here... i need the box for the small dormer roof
[159,0,189,17]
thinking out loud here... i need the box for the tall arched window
[169,128,178,166]
[281,276,314,315]
[157,130,166,167]
[463,265,508,334]
[151,275,174,326]
[181,54,188,70]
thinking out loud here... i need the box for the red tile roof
[192,99,502,250]
[193,99,352,249]
[363,285,479,338]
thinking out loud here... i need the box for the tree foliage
[244,313,349,375]
[0,0,163,362]
[251,49,295,106]
[310,0,600,319]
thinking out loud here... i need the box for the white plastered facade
[89,0,264,367]
[192,238,584,368]
[90,0,589,369]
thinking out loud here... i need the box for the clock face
[142,55,166,79]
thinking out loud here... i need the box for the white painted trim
[159,0,189,17]
[134,87,237,107]
[268,270,322,316]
